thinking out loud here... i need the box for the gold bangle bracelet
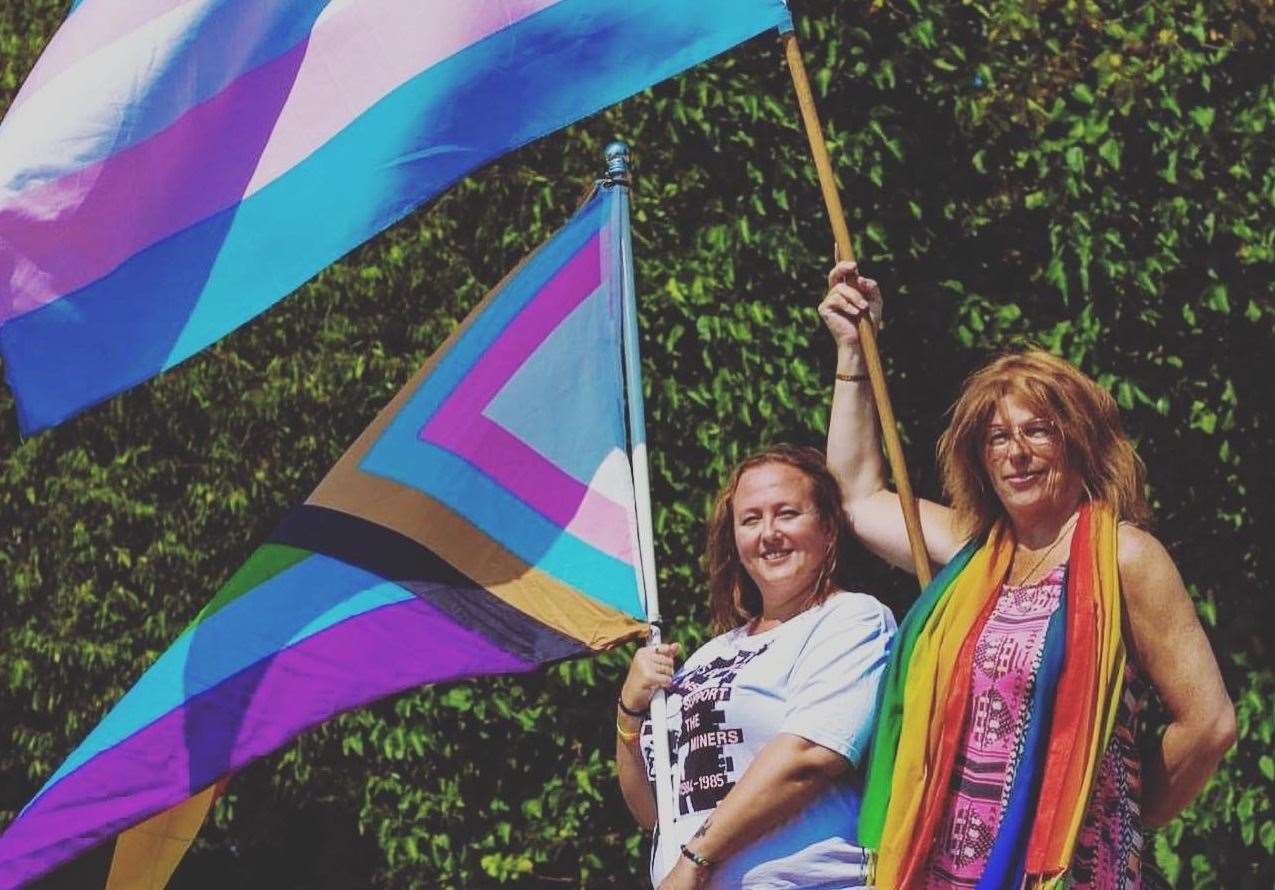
[616,719,640,743]
[836,372,869,383]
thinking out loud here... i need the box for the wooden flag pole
[782,31,933,586]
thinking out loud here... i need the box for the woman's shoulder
[1114,522,1186,610]
[814,590,898,634]
[682,620,765,667]
[1115,522,1175,579]
[683,627,739,663]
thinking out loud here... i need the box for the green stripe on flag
[188,544,311,629]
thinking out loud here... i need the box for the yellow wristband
[616,718,640,743]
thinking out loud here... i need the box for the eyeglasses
[984,419,1058,454]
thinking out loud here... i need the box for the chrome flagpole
[605,141,679,879]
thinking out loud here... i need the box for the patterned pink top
[923,565,1147,889]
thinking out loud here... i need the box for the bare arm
[615,642,679,831]
[820,261,964,572]
[657,734,850,890]
[616,713,656,830]
[1119,526,1235,827]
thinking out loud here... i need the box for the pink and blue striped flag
[0,0,791,434]
[0,182,656,887]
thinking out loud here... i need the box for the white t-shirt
[640,590,896,889]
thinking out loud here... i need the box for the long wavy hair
[704,444,856,634]
[937,349,1152,537]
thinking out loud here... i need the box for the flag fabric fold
[0,0,792,433]
[0,185,649,888]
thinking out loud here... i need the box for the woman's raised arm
[820,261,964,573]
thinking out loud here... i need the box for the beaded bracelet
[680,845,712,869]
[616,696,648,718]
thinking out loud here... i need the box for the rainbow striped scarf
[859,502,1125,889]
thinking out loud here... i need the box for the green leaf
[1204,284,1230,313]
[1098,138,1121,169]
[1190,106,1216,130]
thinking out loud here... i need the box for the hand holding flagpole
[607,142,682,879]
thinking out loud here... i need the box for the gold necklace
[1009,513,1079,587]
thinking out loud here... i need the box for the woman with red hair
[615,445,895,889]
[820,261,1234,889]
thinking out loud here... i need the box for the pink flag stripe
[0,0,561,324]
[431,413,635,563]
[426,235,602,427]
[10,0,199,109]
[1,42,306,321]
[564,481,638,564]
[421,233,634,562]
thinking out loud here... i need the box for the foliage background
[1,0,1271,886]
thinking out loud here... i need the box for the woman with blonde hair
[615,444,896,889]
[820,261,1234,889]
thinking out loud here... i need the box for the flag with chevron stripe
[0,184,650,888]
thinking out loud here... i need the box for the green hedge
[2,1,1271,886]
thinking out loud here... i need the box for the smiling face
[980,393,1082,522]
[731,462,833,612]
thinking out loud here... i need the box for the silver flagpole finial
[603,141,630,186]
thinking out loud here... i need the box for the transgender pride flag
[0,0,791,434]
[0,180,659,888]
